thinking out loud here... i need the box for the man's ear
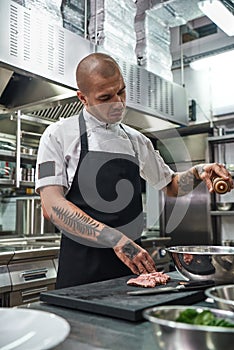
[77,90,87,105]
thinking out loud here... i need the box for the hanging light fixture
[198,0,234,36]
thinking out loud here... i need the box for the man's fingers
[135,262,147,275]
[129,265,139,275]
[133,251,156,274]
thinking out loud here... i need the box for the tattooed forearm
[50,205,125,248]
[51,206,101,241]
[177,169,201,196]
[194,164,205,177]
[99,227,123,247]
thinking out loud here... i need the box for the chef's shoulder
[41,115,80,142]
[121,123,153,147]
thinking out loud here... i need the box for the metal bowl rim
[143,305,234,333]
[166,245,234,255]
[205,284,234,306]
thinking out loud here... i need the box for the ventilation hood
[0,0,188,133]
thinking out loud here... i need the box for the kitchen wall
[169,24,234,244]
[170,24,234,124]
[172,64,234,124]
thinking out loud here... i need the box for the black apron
[56,111,143,288]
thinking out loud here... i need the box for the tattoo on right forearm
[50,205,124,247]
[51,206,101,241]
[121,240,140,259]
[99,227,123,247]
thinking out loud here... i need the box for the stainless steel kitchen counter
[23,301,158,350]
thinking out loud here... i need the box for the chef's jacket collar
[82,108,122,131]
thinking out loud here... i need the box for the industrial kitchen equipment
[0,241,59,307]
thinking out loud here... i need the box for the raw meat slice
[127,271,170,288]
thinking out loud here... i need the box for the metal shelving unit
[210,211,234,216]
[0,111,51,189]
[208,133,234,244]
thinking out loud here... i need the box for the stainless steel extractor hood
[0,67,78,113]
[0,0,188,132]
[0,0,92,115]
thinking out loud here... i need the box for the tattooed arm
[165,169,200,197]
[40,185,156,275]
[165,163,233,197]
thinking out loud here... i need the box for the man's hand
[113,237,156,275]
[194,163,233,193]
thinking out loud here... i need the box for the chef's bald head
[76,53,121,94]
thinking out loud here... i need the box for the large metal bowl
[205,285,234,312]
[143,305,234,350]
[167,246,234,284]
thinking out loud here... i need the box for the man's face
[77,71,126,124]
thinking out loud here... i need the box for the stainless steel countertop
[23,301,158,350]
[23,299,214,350]
[0,237,60,266]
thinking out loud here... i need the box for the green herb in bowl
[176,309,234,328]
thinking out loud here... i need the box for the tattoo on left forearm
[121,240,140,259]
[178,170,201,196]
[194,164,205,178]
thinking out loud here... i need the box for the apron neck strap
[79,110,88,150]
[120,124,138,158]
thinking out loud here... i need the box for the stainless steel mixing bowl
[205,284,234,312]
[143,305,234,350]
[167,246,234,284]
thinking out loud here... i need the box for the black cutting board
[40,274,206,321]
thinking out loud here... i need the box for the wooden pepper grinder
[212,177,230,194]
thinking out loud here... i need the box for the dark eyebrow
[118,85,126,94]
[97,85,126,100]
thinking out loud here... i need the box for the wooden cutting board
[40,273,207,321]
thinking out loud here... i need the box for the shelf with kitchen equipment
[0,111,57,240]
[210,210,234,216]
[208,131,234,244]
[0,111,51,189]
[0,112,59,306]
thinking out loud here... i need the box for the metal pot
[16,197,55,236]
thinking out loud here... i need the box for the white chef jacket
[35,109,174,194]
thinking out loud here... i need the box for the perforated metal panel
[29,99,83,122]
[0,0,187,127]
[0,0,93,88]
[116,58,187,125]
[7,1,65,78]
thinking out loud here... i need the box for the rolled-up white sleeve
[138,135,174,190]
[35,124,68,193]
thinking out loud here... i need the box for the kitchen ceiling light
[198,0,234,36]
[190,49,234,70]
